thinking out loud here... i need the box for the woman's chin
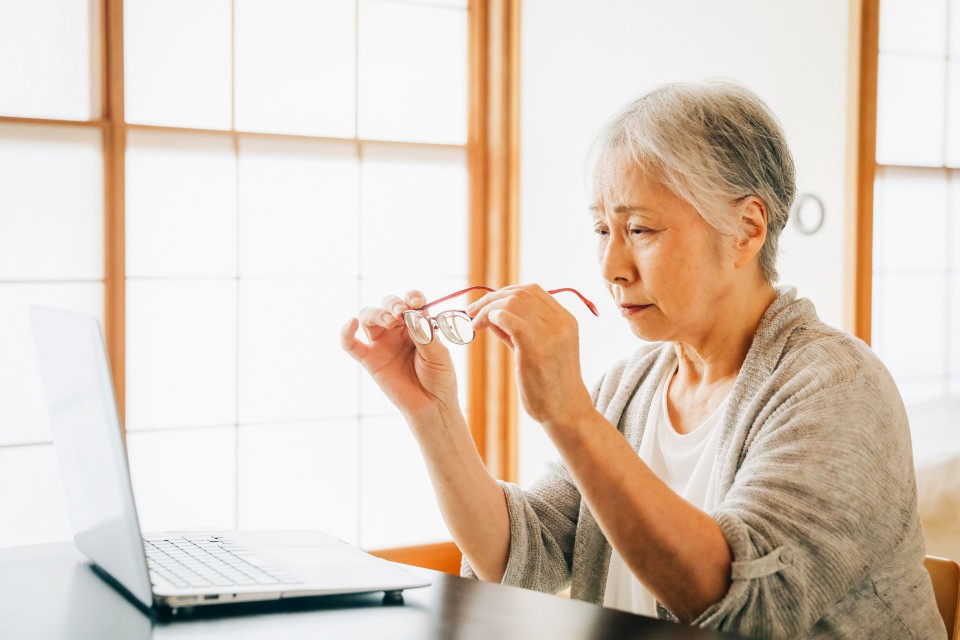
[627,320,668,343]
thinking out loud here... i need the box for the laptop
[29,305,430,611]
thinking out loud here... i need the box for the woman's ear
[733,196,768,269]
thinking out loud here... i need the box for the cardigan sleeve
[459,462,582,593]
[687,372,916,639]
[460,374,607,592]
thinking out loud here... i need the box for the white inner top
[602,359,731,617]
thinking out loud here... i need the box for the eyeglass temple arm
[547,288,600,316]
[418,285,599,317]
[416,286,496,311]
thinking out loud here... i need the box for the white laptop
[29,305,429,611]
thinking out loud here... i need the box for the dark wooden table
[0,542,739,640]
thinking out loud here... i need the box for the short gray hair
[590,80,796,283]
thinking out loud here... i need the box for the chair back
[925,555,960,640]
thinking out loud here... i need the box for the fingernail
[381,313,393,325]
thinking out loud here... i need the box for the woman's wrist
[405,401,468,439]
[539,392,603,447]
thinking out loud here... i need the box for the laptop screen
[30,306,153,608]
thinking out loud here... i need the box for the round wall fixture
[791,193,825,236]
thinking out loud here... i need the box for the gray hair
[589,80,796,283]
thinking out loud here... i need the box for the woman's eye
[593,227,608,236]
[630,227,651,235]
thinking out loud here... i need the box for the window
[0,0,104,548]
[870,0,960,403]
[0,0,519,572]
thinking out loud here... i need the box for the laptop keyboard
[144,535,304,590]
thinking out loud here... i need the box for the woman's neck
[672,281,778,390]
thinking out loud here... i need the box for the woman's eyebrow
[588,204,655,215]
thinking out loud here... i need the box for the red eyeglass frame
[413,285,600,317]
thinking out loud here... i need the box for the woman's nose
[600,235,634,285]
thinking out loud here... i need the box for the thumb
[411,329,453,365]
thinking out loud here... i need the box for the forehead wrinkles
[591,148,669,216]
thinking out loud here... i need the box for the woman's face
[592,163,737,345]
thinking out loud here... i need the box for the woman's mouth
[619,304,651,317]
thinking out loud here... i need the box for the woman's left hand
[467,284,594,427]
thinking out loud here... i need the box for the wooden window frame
[0,0,521,574]
[847,0,880,344]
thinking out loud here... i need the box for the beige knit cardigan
[462,287,946,639]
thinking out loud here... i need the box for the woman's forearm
[408,409,510,583]
[543,406,732,621]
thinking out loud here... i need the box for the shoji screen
[872,0,960,403]
[121,0,469,550]
[0,0,104,547]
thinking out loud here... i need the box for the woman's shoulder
[762,304,904,422]
[778,315,888,388]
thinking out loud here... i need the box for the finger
[340,317,370,362]
[409,323,453,364]
[487,308,525,341]
[464,284,533,318]
[487,322,515,350]
[381,295,406,317]
[403,290,426,309]
[358,306,397,340]
[469,292,523,331]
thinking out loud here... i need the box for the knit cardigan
[462,287,946,639]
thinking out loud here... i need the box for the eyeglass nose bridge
[404,309,475,345]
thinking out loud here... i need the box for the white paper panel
[952,174,960,271]
[360,145,467,278]
[947,61,960,168]
[0,283,103,446]
[950,376,960,395]
[874,273,948,379]
[359,416,449,549]
[0,124,103,280]
[951,275,960,377]
[374,0,466,6]
[879,0,947,55]
[237,420,359,544]
[126,130,237,278]
[0,0,98,120]
[234,0,355,137]
[357,276,469,417]
[126,280,237,431]
[238,137,359,277]
[124,0,231,129]
[518,414,558,489]
[874,168,949,272]
[871,271,886,356]
[0,445,73,548]
[238,279,358,423]
[358,0,467,144]
[952,0,960,56]
[876,53,946,166]
[126,427,236,532]
[892,376,949,405]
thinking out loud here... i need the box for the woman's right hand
[340,290,461,425]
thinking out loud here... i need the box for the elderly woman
[340,81,945,639]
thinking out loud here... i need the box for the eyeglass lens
[404,312,433,345]
[436,311,474,344]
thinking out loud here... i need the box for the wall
[516,0,853,484]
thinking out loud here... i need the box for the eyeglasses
[402,285,599,346]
